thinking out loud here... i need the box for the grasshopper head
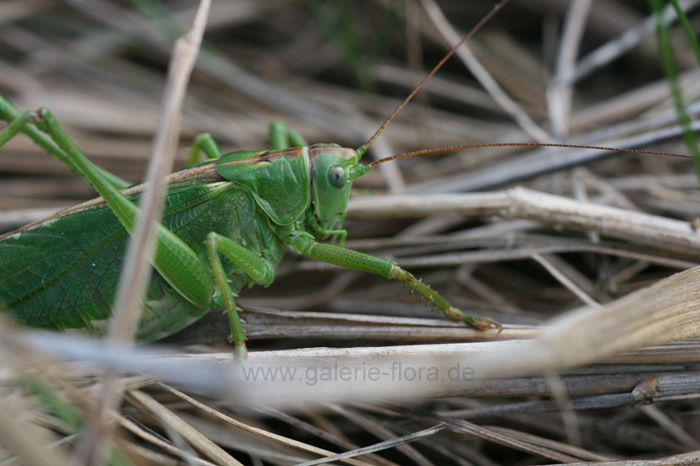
[308,145,370,230]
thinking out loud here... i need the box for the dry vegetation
[2,0,700,464]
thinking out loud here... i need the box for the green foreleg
[305,209,348,246]
[286,232,502,331]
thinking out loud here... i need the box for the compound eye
[328,166,347,188]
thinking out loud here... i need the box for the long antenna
[369,143,693,168]
[355,0,511,159]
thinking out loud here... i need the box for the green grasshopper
[0,108,501,359]
[0,8,507,359]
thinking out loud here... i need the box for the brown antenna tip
[357,0,511,160]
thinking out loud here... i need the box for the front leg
[283,230,502,331]
[305,209,348,246]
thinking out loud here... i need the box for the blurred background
[2,1,695,199]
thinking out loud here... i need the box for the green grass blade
[649,0,700,179]
[670,0,700,62]
[303,0,402,91]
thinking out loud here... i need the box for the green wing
[0,181,256,341]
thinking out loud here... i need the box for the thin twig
[85,1,211,463]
